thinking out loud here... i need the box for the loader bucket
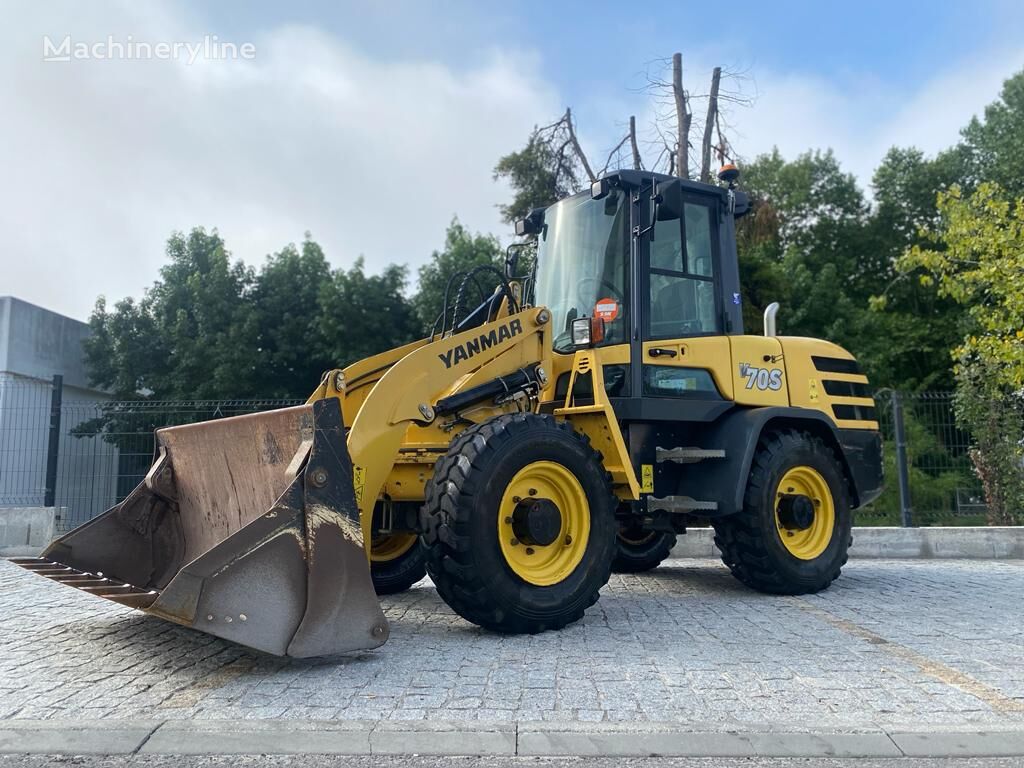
[11,398,388,658]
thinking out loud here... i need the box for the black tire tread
[370,542,428,595]
[611,530,677,573]
[712,429,853,595]
[421,412,615,633]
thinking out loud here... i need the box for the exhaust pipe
[763,302,780,337]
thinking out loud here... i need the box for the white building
[0,297,118,528]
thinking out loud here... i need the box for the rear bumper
[836,428,884,508]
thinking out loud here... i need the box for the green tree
[736,149,873,350]
[494,130,584,224]
[85,227,259,400]
[251,236,335,398]
[960,69,1024,198]
[318,257,421,366]
[85,228,422,402]
[866,147,968,390]
[900,183,1024,389]
[896,182,1024,523]
[412,218,504,332]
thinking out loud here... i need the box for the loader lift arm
[316,307,556,552]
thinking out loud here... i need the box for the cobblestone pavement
[1,558,1022,728]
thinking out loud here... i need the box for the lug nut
[511,538,519,546]
[528,488,537,496]
[525,547,535,555]
[564,535,572,545]
[504,516,514,524]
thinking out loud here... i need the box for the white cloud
[0,2,559,320]
[2,3,1021,322]
[727,48,1024,188]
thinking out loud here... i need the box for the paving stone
[2,558,1024,728]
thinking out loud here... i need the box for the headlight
[571,317,605,348]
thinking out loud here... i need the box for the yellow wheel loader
[14,168,883,656]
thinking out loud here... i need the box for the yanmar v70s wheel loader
[14,167,883,657]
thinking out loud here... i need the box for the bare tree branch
[672,53,691,179]
[601,133,631,176]
[564,108,596,183]
[700,66,722,183]
[629,115,643,170]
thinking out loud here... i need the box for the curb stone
[2,720,1024,757]
[671,526,1024,560]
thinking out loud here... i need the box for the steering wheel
[576,277,624,308]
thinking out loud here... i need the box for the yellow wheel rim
[370,532,417,563]
[497,461,590,586]
[775,466,835,560]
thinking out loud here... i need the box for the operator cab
[531,170,746,353]
[529,170,748,408]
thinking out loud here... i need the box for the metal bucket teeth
[10,557,159,609]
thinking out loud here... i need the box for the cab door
[640,192,733,400]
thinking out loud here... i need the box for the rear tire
[370,537,427,595]
[713,429,852,595]
[611,522,676,573]
[421,413,617,633]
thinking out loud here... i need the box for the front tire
[713,429,852,595]
[421,413,617,633]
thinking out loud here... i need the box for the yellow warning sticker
[640,464,654,494]
[353,466,366,503]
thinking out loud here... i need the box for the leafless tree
[629,116,643,171]
[516,51,753,198]
[639,53,754,179]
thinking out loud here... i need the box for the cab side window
[648,201,718,338]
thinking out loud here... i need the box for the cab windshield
[533,189,629,353]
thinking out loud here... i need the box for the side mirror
[655,179,683,222]
[732,190,751,218]
[505,249,520,278]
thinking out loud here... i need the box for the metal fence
[0,375,1013,530]
[0,374,301,531]
[864,391,998,526]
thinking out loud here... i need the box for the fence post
[43,374,63,508]
[890,390,913,527]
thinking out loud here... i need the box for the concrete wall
[0,298,116,527]
[0,297,95,390]
[0,506,56,557]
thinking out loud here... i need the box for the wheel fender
[683,407,859,516]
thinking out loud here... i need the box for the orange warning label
[594,298,620,322]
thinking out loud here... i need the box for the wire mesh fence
[861,391,1000,526]
[0,374,301,531]
[0,374,1018,530]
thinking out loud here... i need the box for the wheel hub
[774,465,836,560]
[511,498,562,546]
[776,494,815,530]
[497,461,591,586]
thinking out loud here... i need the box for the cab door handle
[648,347,678,358]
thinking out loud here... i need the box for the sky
[2,0,1023,321]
